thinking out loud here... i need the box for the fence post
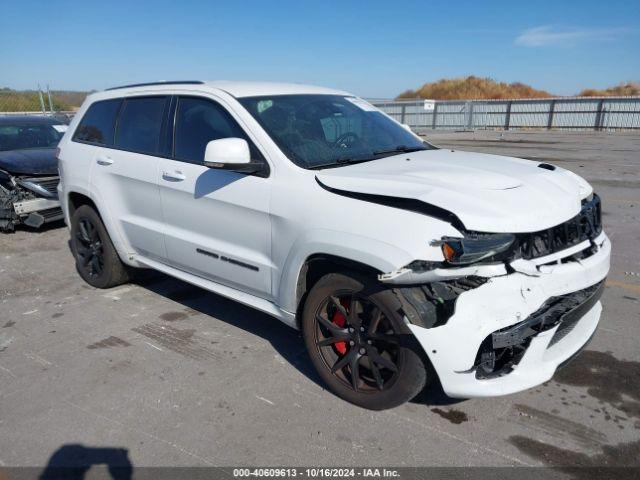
[431,102,438,129]
[594,99,605,131]
[400,104,406,124]
[504,101,512,130]
[37,86,46,114]
[547,99,556,130]
[47,85,54,114]
[467,102,474,130]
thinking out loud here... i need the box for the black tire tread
[71,205,130,289]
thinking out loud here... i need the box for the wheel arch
[65,188,132,265]
[294,253,383,327]
[276,232,412,328]
[67,191,99,219]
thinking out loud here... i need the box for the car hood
[315,149,592,233]
[0,148,58,175]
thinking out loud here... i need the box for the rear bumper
[409,232,610,398]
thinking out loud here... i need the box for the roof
[105,81,204,91]
[98,80,350,99]
[0,115,65,126]
[204,81,350,98]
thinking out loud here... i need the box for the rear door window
[73,99,122,146]
[115,96,169,155]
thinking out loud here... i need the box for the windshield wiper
[307,145,428,170]
[307,157,373,170]
[372,145,428,157]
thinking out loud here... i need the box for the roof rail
[105,81,205,91]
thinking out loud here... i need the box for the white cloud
[515,26,631,47]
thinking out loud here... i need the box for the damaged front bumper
[389,231,610,398]
[0,171,63,232]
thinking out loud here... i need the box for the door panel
[159,160,272,297]
[89,96,168,260]
[158,95,273,299]
[92,147,164,259]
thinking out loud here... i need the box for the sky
[1,0,639,98]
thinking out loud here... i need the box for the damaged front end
[380,193,603,288]
[377,194,609,397]
[0,169,62,232]
[392,276,488,329]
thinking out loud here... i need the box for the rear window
[73,99,121,146]
[115,96,168,155]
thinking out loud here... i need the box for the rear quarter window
[73,99,122,146]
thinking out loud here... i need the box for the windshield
[0,124,64,152]
[239,95,434,169]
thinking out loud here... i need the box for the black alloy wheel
[302,272,427,410]
[314,292,402,392]
[74,217,105,279]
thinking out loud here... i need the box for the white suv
[57,81,610,409]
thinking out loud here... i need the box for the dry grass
[397,76,552,100]
[0,88,88,112]
[397,76,640,100]
[578,82,640,97]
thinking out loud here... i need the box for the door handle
[96,156,113,166]
[162,170,186,181]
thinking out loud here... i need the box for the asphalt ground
[0,130,639,474]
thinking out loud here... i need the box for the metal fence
[0,86,81,118]
[2,87,640,132]
[370,97,640,131]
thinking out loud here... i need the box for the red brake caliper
[332,298,350,355]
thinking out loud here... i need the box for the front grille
[40,207,63,220]
[548,281,605,346]
[475,281,605,379]
[516,194,602,260]
[491,281,604,350]
[549,312,581,346]
[24,176,60,196]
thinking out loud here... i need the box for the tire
[70,205,130,289]
[302,272,427,410]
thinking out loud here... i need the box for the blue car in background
[0,115,68,231]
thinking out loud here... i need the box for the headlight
[432,233,516,266]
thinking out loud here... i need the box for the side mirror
[204,138,250,166]
[203,138,265,175]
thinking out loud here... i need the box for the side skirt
[134,254,297,328]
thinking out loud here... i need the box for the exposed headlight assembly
[432,233,516,266]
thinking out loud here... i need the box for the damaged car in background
[57,82,610,410]
[0,116,67,232]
